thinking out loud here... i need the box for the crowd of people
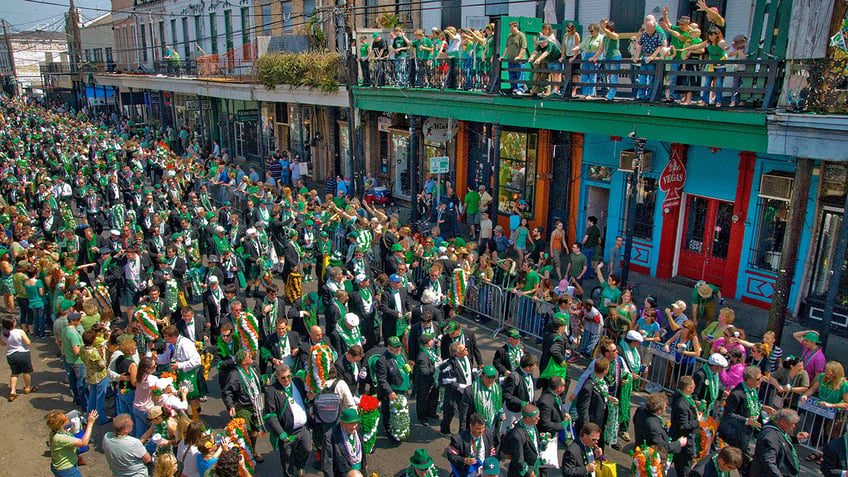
[361,0,751,106]
[0,92,844,477]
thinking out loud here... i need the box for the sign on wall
[659,150,686,209]
[423,117,457,143]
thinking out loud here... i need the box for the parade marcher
[633,392,687,458]
[561,423,603,477]
[254,284,286,339]
[323,408,367,477]
[408,308,441,366]
[536,375,569,451]
[330,312,365,355]
[458,365,503,434]
[440,321,483,367]
[574,357,612,448]
[162,325,204,421]
[263,363,312,477]
[502,353,538,433]
[380,274,410,346]
[325,289,349,342]
[403,449,440,477]
[718,366,770,467]
[505,403,543,477]
[349,274,378,352]
[693,353,728,415]
[750,408,808,477]
[260,316,301,376]
[821,433,848,477]
[670,376,700,477]
[335,344,367,396]
[413,333,440,426]
[203,275,227,344]
[222,349,265,463]
[688,446,743,477]
[447,413,497,477]
[375,335,412,436]
[493,328,525,377]
[440,340,475,436]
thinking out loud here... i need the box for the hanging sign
[659,151,686,209]
[423,117,457,143]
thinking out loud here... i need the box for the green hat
[289,229,298,238]
[60,299,76,311]
[305,220,314,226]
[421,333,433,343]
[443,321,459,334]
[234,349,249,363]
[522,407,540,417]
[507,328,521,339]
[355,247,365,254]
[410,449,433,470]
[803,331,821,344]
[340,408,360,423]
[483,457,500,475]
[553,312,569,328]
[482,365,498,378]
[387,336,402,348]
[453,237,466,247]
[320,231,329,237]
[372,32,381,39]
[171,232,183,240]
[391,243,404,252]
[307,292,320,305]
[205,212,215,220]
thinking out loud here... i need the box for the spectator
[561,22,581,97]
[571,23,604,98]
[633,15,667,100]
[605,235,623,278]
[727,35,748,106]
[595,20,622,101]
[463,185,480,240]
[768,355,809,409]
[503,21,528,94]
[103,413,153,476]
[581,216,601,279]
[45,409,98,475]
[793,330,826,381]
[700,26,729,107]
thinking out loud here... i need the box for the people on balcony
[504,21,529,95]
[633,15,667,101]
[571,23,604,98]
[595,20,621,101]
[561,22,581,97]
[700,27,729,107]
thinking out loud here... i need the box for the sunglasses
[280,375,292,380]
[222,333,232,338]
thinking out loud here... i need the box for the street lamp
[621,132,646,286]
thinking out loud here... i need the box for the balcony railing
[783,58,848,114]
[144,58,256,82]
[356,57,783,110]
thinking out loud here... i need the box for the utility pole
[337,7,362,198]
[621,133,645,287]
[768,158,812,345]
[1,19,16,79]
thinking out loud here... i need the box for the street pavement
[1,267,837,477]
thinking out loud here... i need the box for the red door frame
[677,196,734,283]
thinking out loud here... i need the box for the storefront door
[391,133,411,199]
[678,195,734,284]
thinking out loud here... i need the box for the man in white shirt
[263,364,311,477]
[163,325,203,419]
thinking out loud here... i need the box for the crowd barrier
[500,292,555,342]
[463,278,508,337]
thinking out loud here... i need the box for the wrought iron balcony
[783,58,848,114]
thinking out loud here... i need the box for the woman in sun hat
[792,329,827,380]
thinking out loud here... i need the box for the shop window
[748,198,789,272]
[498,130,538,217]
[809,209,848,302]
[588,165,613,183]
[618,176,657,241]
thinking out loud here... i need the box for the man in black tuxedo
[254,284,287,339]
[263,364,312,477]
[175,306,208,345]
[505,403,543,477]
[574,358,610,447]
[202,275,227,344]
[440,321,483,367]
[323,408,367,477]
[334,344,366,396]
[633,392,687,455]
[493,328,525,377]
[349,275,379,352]
[670,376,701,477]
[259,316,301,376]
[750,408,808,477]
[822,434,848,477]
[718,366,768,465]
[413,333,439,426]
[446,413,497,477]
[561,423,603,477]
[502,354,538,432]
[440,341,475,436]
[379,274,410,345]
[688,446,743,477]
[374,336,412,434]
[346,247,372,279]
[537,375,567,437]
[408,308,440,366]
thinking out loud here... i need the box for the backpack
[313,380,342,424]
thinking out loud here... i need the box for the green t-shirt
[816,375,848,404]
[464,191,480,214]
[50,431,79,470]
[568,253,588,278]
[392,36,409,58]
[523,270,540,292]
[601,283,622,310]
[584,225,601,248]
[670,26,690,59]
[359,44,370,59]
[81,313,101,331]
[62,325,83,365]
[413,37,433,59]
[603,36,621,59]
[535,41,562,61]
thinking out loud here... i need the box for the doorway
[391,134,411,199]
[234,121,245,158]
[677,195,734,284]
[585,185,610,245]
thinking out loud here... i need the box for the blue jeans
[116,388,135,417]
[507,62,525,92]
[636,62,657,99]
[31,306,45,337]
[581,52,599,96]
[51,465,83,477]
[131,407,149,438]
[87,377,110,424]
[583,247,596,278]
[667,62,682,99]
[66,361,88,408]
[605,55,622,100]
[701,66,726,104]
[580,329,601,356]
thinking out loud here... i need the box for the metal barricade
[796,397,848,452]
[463,278,507,337]
[642,342,707,393]
[501,293,555,341]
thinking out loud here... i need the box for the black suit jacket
[440,331,483,367]
[408,320,440,370]
[539,334,567,376]
[503,370,536,413]
[323,423,367,477]
[446,429,497,477]
[203,288,226,330]
[669,391,700,440]
[175,313,208,343]
[335,355,366,395]
[374,350,407,399]
[718,383,757,450]
[822,435,848,477]
[379,287,409,340]
[253,296,287,338]
[263,377,310,442]
[260,330,301,371]
[505,423,541,477]
[574,375,606,431]
[688,451,721,477]
[749,425,800,477]
[493,343,522,376]
[633,405,683,454]
[537,389,566,435]
[561,439,593,477]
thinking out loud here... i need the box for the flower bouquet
[632,445,668,477]
[388,395,410,442]
[358,395,380,454]
[694,416,718,461]
[225,417,256,476]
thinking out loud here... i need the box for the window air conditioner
[759,172,793,201]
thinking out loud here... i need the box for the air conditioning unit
[759,172,793,201]
[619,150,653,172]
